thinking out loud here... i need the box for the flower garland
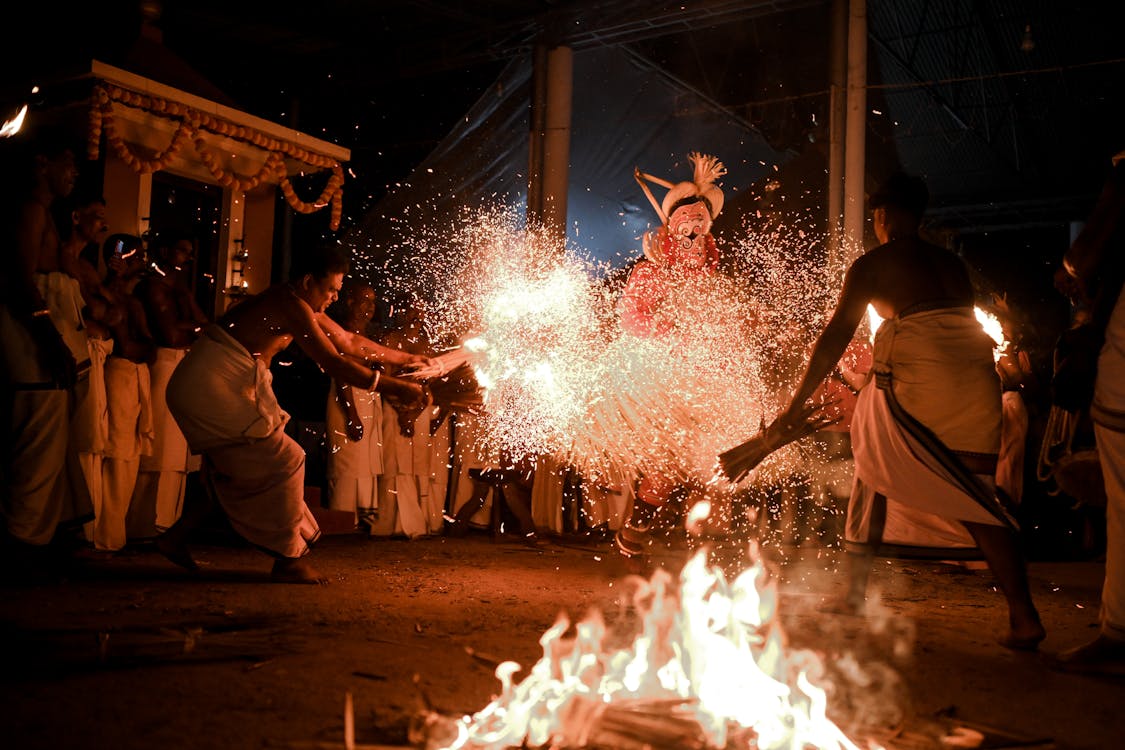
[87,84,345,229]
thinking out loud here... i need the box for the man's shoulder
[136,274,169,296]
[258,284,309,321]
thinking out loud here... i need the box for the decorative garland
[87,84,345,230]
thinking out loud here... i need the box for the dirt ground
[2,529,1124,750]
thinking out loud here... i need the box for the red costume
[614,153,726,561]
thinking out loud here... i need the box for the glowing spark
[866,304,884,341]
[352,202,853,521]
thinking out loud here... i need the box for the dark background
[3,0,1121,557]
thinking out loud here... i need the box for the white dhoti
[530,454,567,533]
[1092,286,1125,638]
[996,390,1029,506]
[575,462,632,532]
[0,272,94,545]
[131,347,200,537]
[166,325,319,558]
[448,412,494,528]
[96,357,153,551]
[373,401,450,538]
[847,307,1013,557]
[326,381,383,526]
[76,338,113,544]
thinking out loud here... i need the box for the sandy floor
[1,531,1123,750]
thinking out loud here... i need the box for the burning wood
[417,547,882,750]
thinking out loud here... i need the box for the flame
[870,305,1007,362]
[865,305,883,343]
[973,306,1007,362]
[1,104,28,138]
[429,546,880,750]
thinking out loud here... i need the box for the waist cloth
[846,306,1015,552]
[166,324,289,452]
[0,271,91,386]
[166,324,317,558]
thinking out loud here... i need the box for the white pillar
[827,0,848,269]
[842,0,868,263]
[527,43,572,246]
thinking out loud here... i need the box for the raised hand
[718,400,841,483]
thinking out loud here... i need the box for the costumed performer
[613,152,724,566]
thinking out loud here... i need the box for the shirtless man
[766,172,1045,650]
[135,229,209,348]
[325,280,385,531]
[56,191,112,338]
[96,234,156,551]
[0,128,92,565]
[55,192,116,528]
[132,230,210,536]
[162,245,431,583]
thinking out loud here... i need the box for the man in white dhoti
[55,191,113,538]
[160,245,431,582]
[373,299,450,539]
[765,172,1045,651]
[1055,151,1125,674]
[93,234,155,551]
[1,127,92,572]
[131,229,209,538]
[325,280,384,532]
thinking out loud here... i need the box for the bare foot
[1052,634,1125,675]
[155,534,199,571]
[998,621,1047,652]
[271,557,327,584]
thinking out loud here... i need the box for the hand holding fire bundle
[718,399,841,483]
[387,345,486,437]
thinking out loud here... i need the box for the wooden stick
[343,692,354,750]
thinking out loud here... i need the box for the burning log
[565,697,713,750]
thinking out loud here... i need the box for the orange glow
[429,546,880,750]
[1,104,28,138]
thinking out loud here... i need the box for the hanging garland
[87,84,346,230]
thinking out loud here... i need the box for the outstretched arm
[315,313,432,371]
[780,259,873,424]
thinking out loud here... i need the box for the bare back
[856,235,974,320]
[786,233,976,413]
[218,285,307,364]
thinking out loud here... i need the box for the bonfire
[415,544,877,750]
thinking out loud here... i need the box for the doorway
[149,173,223,317]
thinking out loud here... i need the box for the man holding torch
[721,172,1045,651]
